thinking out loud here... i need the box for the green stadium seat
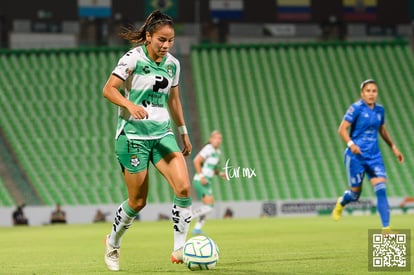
[0,178,15,206]
[191,41,414,201]
[0,42,413,206]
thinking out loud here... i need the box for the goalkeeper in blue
[332,79,404,231]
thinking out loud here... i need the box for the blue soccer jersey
[343,99,385,158]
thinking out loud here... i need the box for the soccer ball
[183,235,219,271]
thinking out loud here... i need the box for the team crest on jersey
[167,65,173,77]
[377,114,381,121]
[130,155,140,167]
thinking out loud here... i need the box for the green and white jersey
[112,45,180,140]
[194,144,221,180]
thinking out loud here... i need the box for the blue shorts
[344,150,387,188]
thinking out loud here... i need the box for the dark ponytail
[118,10,173,46]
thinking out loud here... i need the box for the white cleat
[104,235,120,271]
[171,247,184,264]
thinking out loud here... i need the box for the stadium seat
[191,41,414,201]
[0,42,413,206]
[0,178,15,206]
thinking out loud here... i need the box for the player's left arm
[168,85,192,156]
[379,124,404,163]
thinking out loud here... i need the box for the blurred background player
[332,79,404,231]
[102,10,192,271]
[192,130,227,235]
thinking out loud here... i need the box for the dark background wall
[0,0,411,24]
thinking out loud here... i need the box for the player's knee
[128,198,146,212]
[202,195,214,205]
[175,182,191,198]
[374,182,386,193]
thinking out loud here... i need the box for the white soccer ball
[183,235,220,271]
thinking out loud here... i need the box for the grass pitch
[0,214,412,274]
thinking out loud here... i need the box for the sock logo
[113,206,123,232]
[172,204,181,232]
[172,204,191,232]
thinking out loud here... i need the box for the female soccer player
[191,130,227,235]
[332,79,404,231]
[102,10,192,271]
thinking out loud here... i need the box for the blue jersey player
[332,79,404,231]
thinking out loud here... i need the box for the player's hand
[218,172,228,180]
[350,144,361,155]
[392,145,404,163]
[200,176,208,185]
[181,134,192,156]
[127,103,148,120]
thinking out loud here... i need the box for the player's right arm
[338,119,361,155]
[103,50,148,119]
[103,75,148,120]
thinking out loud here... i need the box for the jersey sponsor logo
[142,90,166,108]
[142,65,150,74]
[114,62,131,76]
[140,75,170,108]
[153,75,169,92]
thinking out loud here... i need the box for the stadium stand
[0,40,413,206]
[191,40,414,201]
[0,177,14,206]
[0,47,175,206]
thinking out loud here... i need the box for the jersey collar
[142,45,167,66]
[359,99,376,109]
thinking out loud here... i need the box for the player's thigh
[156,153,191,195]
[151,134,181,165]
[153,135,190,194]
[193,179,213,201]
[344,153,365,189]
[123,169,150,209]
[115,134,150,173]
[202,195,214,205]
[366,157,387,186]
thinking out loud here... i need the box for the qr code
[368,229,411,272]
